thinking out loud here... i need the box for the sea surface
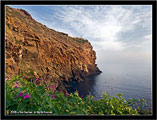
[68,52,152,110]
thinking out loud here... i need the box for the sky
[8,5,152,66]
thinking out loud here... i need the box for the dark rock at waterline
[5,6,101,92]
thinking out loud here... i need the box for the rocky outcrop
[5,6,101,91]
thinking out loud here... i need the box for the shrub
[5,75,148,115]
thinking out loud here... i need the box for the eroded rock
[5,6,102,92]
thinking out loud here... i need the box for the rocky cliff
[5,6,101,91]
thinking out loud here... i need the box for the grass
[5,74,151,116]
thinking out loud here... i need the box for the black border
[1,0,156,120]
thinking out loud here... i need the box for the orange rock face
[5,6,101,91]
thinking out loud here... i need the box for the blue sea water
[70,52,152,110]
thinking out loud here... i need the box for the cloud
[144,34,152,40]
[9,5,152,52]
[44,5,152,51]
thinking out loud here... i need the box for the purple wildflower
[25,76,28,79]
[6,76,10,80]
[81,95,84,98]
[18,92,23,97]
[52,85,55,88]
[16,81,18,84]
[24,94,31,99]
[33,78,39,83]
[15,85,18,88]
[52,95,56,98]
[65,92,69,96]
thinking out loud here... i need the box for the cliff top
[5,6,101,92]
[6,6,89,45]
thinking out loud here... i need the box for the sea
[67,51,152,110]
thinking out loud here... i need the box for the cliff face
[5,6,101,91]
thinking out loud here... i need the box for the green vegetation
[6,74,149,115]
[73,37,88,44]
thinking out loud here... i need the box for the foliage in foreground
[6,75,148,115]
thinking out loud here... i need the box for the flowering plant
[6,75,148,115]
